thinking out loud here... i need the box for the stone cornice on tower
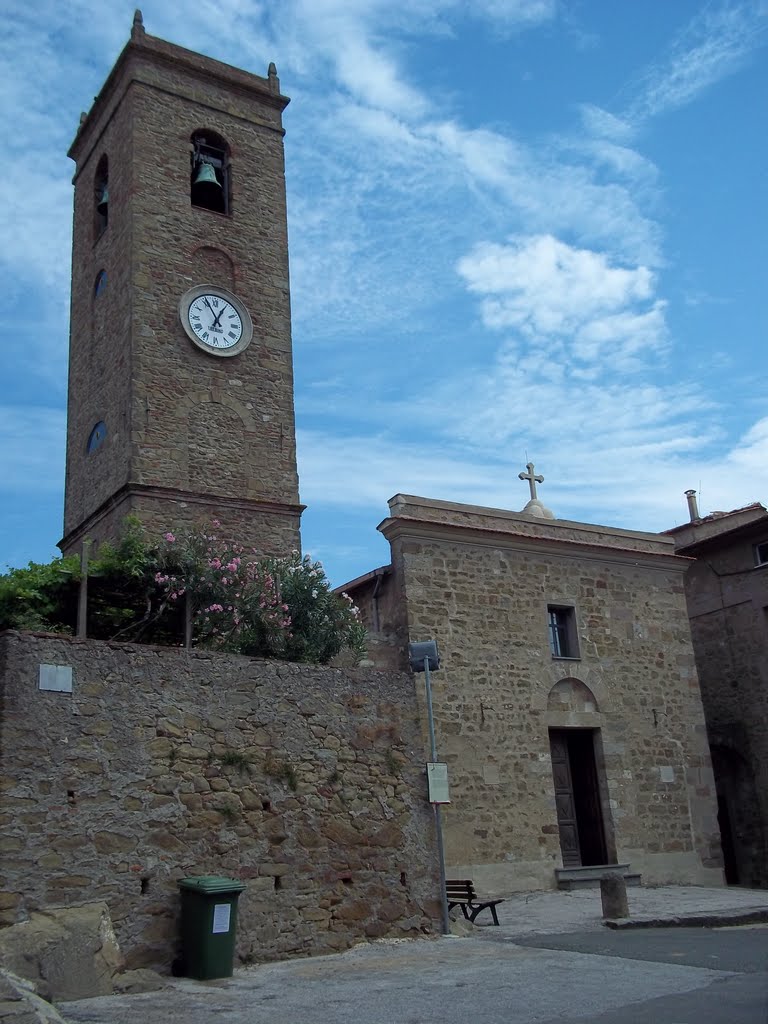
[70,15,288,168]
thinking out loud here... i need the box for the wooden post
[184,592,193,649]
[76,540,91,639]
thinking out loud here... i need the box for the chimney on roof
[684,489,700,522]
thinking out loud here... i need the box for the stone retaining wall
[0,632,439,969]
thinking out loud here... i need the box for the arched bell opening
[94,154,109,239]
[190,130,230,215]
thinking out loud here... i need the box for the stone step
[555,864,642,890]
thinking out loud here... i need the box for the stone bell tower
[60,11,303,556]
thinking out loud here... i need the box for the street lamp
[409,640,451,936]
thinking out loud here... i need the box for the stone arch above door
[547,678,600,714]
[531,666,610,714]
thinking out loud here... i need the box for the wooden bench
[446,879,504,926]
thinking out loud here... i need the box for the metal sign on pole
[409,640,451,936]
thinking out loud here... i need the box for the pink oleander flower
[164,533,175,543]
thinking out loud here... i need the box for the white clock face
[188,294,243,349]
[179,285,253,357]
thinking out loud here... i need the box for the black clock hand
[211,305,226,329]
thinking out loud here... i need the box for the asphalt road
[62,926,768,1024]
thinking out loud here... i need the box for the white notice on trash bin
[212,903,231,934]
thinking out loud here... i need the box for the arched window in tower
[94,155,109,238]
[191,130,230,215]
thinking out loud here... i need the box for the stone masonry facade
[668,503,768,887]
[0,632,439,969]
[344,495,723,893]
[62,22,302,557]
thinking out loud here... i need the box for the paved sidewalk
[491,884,768,936]
[60,886,768,1024]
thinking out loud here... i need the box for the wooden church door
[549,729,607,867]
[549,731,581,866]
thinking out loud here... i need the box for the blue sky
[1,0,766,587]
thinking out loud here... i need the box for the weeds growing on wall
[0,518,367,665]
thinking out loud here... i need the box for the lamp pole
[409,640,451,936]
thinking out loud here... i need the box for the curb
[604,908,768,930]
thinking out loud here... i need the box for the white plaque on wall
[427,762,450,804]
[38,665,73,693]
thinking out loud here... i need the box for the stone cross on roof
[517,462,555,519]
[518,462,544,501]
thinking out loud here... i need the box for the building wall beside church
[669,505,768,888]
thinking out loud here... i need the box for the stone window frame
[546,603,580,660]
[754,540,768,567]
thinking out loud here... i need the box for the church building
[342,475,724,892]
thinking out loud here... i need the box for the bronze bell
[96,185,109,215]
[192,160,221,198]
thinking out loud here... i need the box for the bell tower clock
[60,10,304,557]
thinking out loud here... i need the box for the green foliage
[219,802,240,822]
[220,750,251,770]
[0,556,80,633]
[264,754,298,791]
[266,552,367,664]
[85,518,169,641]
[156,530,367,664]
[0,518,368,666]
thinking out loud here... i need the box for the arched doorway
[547,679,609,868]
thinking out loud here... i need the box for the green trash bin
[178,875,246,980]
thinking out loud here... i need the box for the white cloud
[457,235,658,347]
[579,104,635,144]
[626,2,768,123]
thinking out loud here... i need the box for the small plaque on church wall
[659,766,675,783]
[38,665,73,693]
[427,762,450,804]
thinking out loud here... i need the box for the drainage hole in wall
[400,871,407,886]
[273,876,282,891]
[67,790,76,804]
[261,800,271,811]
[140,877,150,895]
[341,875,353,885]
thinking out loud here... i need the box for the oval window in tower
[86,421,107,453]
